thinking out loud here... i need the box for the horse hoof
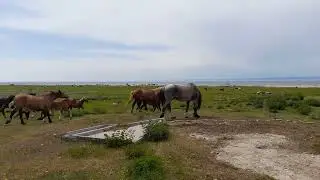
[185,116,189,119]
[159,114,164,118]
[21,123,26,125]
[171,116,176,120]
[193,114,200,119]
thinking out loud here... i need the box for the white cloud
[0,0,319,81]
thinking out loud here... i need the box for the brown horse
[128,87,163,113]
[5,90,68,125]
[70,97,88,109]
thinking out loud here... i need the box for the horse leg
[192,101,200,119]
[160,100,172,118]
[18,109,26,125]
[185,101,190,118]
[5,108,17,124]
[46,110,52,123]
[25,111,30,120]
[152,104,156,112]
[0,107,6,119]
[143,101,148,111]
[131,100,137,113]
[69,108,72,120]
[136,101,142,111]
[59,110,62,120]
[37,111,44,120]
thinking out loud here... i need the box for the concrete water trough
[61,118,165,144]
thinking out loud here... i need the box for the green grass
[1,85,320,121]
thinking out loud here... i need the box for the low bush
[310,110,320,120]
[125,143,151,160]
[127,156,165,180]
[264,94,287,112]
[248,95,268,108]
[143,121,170,142]
[104,131,133,148]
[296,102,312,115]
[304,98,320,107]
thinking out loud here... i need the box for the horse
[38,97,88,120]
[5,90,68,125]
[158,83,202,119]
[128,87,162,113]
[0,95,15,118]
[8,92,39,120]
[70,97,88,109]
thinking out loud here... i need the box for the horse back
[14,94,50,108]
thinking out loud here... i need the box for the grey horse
[159,83,202,119]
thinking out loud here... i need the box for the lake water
[1,77,320,87]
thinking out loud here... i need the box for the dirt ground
[0,116,319,180]
[170,118,320,180]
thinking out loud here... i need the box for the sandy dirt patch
[190,132,320,180]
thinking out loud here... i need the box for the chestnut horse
[38,97,88,120]
[128,87,163,113]
[5,90,68,125]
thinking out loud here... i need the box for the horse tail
[158,87,165,106]
[127,91,134,104]
[197,90,202,110]
[8,100,15,110]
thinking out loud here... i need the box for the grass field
[0,85,319,180]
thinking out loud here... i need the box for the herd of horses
[0,83,202,126]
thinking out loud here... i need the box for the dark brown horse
[0,95,15,118]
[5,90,68,125]
[128,87,163,113]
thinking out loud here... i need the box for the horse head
[80,97,88,102]
[57,90,68,98]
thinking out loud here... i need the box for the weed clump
[143,121,169,142]
[127,156,165,180]
[296,102,312,115]
[104,131,133,148]
[248,95,268,108]
[66,144,106,159]
[304,98,320,107]
[310,110,320,120]
[125,143,151,159]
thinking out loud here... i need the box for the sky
[0,0,319,82]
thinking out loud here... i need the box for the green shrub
[296,102,312,115]
[216,105,224,109]
[127,156,165,180]
[305,98,320,107]
[248,95,268,108]
[125,143,150,159]
[143,121,169,142]
[264,94,287,112]
[285,92,304,101]
[104,131,133,148]
[310,110,320,120]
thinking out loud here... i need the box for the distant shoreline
[0,80,319,88]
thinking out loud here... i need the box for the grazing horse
[128,87,162,113]
[5,90,68,125]
[159,83,202,119]
[0,95,15,118]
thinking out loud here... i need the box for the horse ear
[58,90,62,94]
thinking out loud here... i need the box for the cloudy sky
[0,0,319,82]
